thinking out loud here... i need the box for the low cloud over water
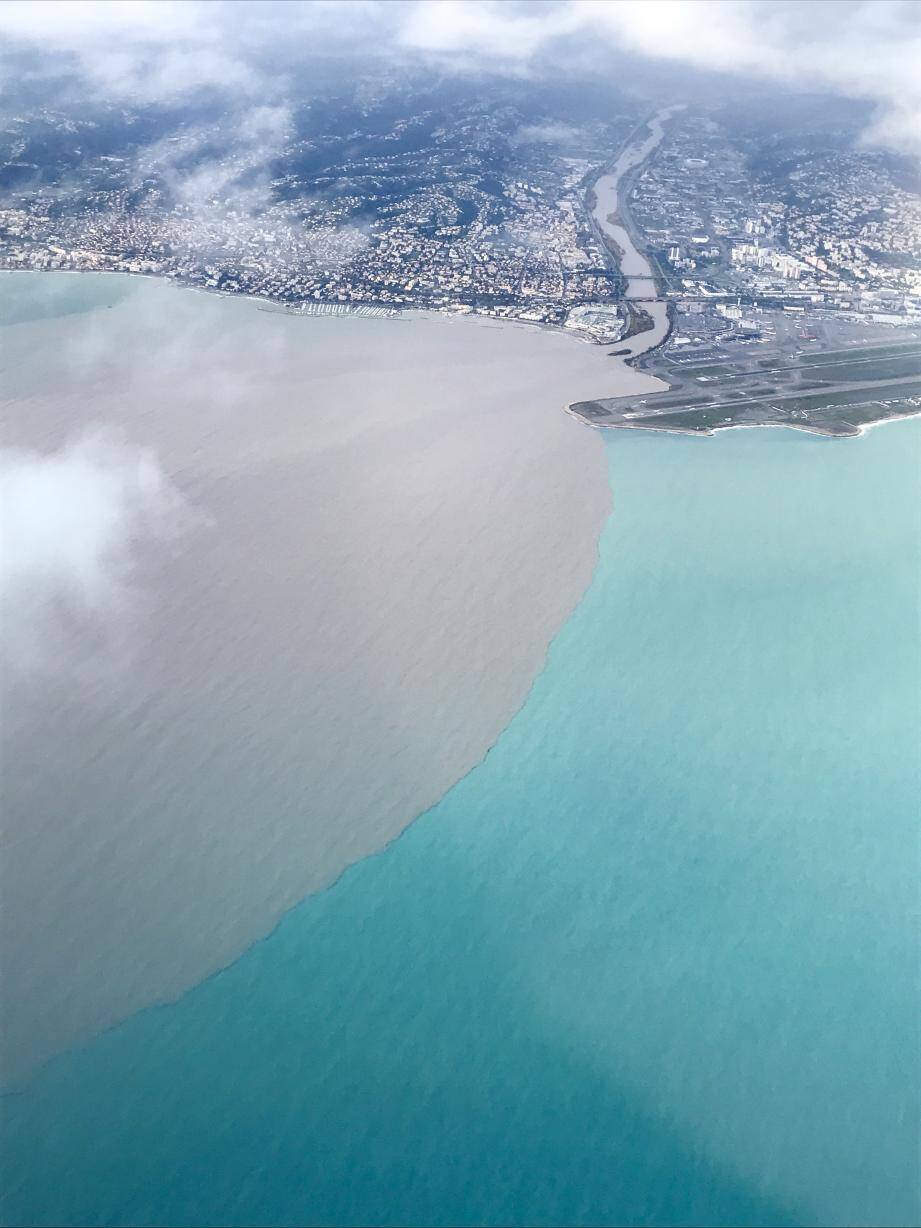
[0,431,187,677]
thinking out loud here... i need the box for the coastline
[0,264,611,346]
[570,109,921,442]
[9,260,912,448]
[574,408,921,439]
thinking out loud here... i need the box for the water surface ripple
[3,422,919,1228]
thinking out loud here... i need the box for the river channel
[590,107,682,358]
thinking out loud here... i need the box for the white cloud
[399,0,921,155]
[0,0,395,104]
[0,1,260,103]
[580,0,921,156]
[0,432,187,675]
[0,1,917,153]
[513,121,585,146]
[134,105,294,222]
[400,0,579,58]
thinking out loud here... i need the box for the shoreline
[577,409,921,440]
[0,262,635,350]
[7,266,912,442]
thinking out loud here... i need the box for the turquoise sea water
[2,423,919,1227]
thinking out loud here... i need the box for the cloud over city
[1,1,919,153]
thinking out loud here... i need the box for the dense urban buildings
[3,77,918,346]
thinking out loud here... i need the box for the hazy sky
[0,0,919,154]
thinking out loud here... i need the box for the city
[3,80,919,355]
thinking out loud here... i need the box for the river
[590,107,683,358]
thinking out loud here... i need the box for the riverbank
[589,111,681,286]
